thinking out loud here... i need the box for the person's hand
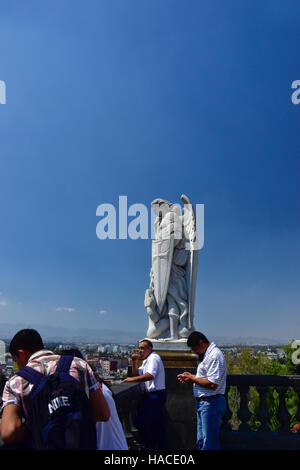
[177,374,185,383]
[123,377,136,383]
[177,372,195,384]
[131,352,140,362]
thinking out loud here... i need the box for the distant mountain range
[0,322,290,346]
[211,336,290,346]
[0,322,144,344]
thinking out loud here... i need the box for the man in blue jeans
[178,331,227,450]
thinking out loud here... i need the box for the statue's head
[151,198,181,218]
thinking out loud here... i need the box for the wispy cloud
[56,307,75,312]
[99,310,107,315]
[0,300,8,307]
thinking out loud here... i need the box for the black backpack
[16,355,97,450]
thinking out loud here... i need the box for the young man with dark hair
[178,331,227,450]
[123,339,168,449]
[186,331,209,347]
[0,329,110,446]
[9,329,44,356]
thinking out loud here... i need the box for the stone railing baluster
[236,385,252,431]
[221,385,233,432]
[293,386,300,426]
[256,385,271,432]
[275,386,291,434]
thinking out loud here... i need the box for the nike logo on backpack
[48,396,70,414]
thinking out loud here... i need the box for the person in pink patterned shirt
[0,329,110,446]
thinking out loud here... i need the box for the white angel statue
[145,194,199,341]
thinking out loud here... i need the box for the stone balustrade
[112,374,300,450]
[221,374,300,450]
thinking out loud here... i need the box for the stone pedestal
[129,349,198,369]
[149,338,190,351]
[153,349,198,368]
[146,337,198,368]
[164,367,198,449]
[130,339,199,368]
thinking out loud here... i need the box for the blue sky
[0,0,299,342]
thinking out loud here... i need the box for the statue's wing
[181,194,199,330]
[152,237,174,315]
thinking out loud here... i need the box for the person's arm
[84,361,110,423]
[131,355,139,377]
[0,404,29,444]
[177,372,218,390]
[89,388,110,423]
[124,353,155,383]
[123,372,154,383]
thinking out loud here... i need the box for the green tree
[225,348,277,375]
[282,341,300,375]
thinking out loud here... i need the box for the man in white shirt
[123,339,168,449]
[177,331,227,450]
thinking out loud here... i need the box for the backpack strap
[56,355,73,374]
[16,366,44,385]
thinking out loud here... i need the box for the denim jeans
[196,395,227,450]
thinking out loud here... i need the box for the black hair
[187,331,209,348]
[139,339,153,349]
[9,329,44,356]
